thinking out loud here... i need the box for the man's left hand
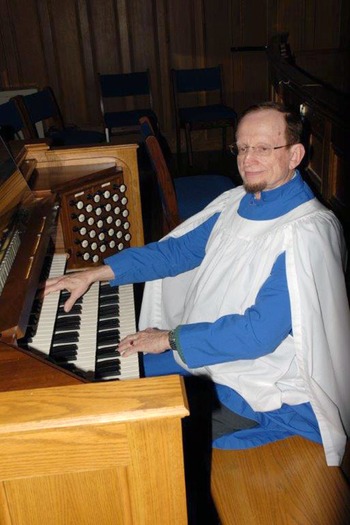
[119,327,170,357]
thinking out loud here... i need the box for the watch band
[168,329,177,351]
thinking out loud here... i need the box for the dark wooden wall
[0,0,348,148]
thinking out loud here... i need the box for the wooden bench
[211,436,350,524]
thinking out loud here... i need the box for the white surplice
[139,188,350,466]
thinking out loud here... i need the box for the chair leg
[184,124,193,167]
[105,128,110,143]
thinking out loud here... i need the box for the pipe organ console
[1,141,143,381]
[0,138,188,524]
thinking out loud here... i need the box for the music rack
[52,166,132,269]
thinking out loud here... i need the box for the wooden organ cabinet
[0,140,189,524]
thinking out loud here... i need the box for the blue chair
[16,86,105,146]
[98,70,158,142]
[0,99,26,142]
[171,65,237,166]
[139,116,235,234]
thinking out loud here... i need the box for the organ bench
[211,437,350,524]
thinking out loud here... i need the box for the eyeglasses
[229,143,295,157]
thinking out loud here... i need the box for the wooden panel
[0,0,348,147]
[167,0,197,70]
[230,0,269,112]
[154,0,172,129]
[127,418,187,524]
[312,0,342,49]
[204,0,236,146]
[77,0,98,121]
[115,0,132,72]
[0,375,189,524]
[269,0,306,51]
[90,0,120,75]
[0,0,21,85]
[0,422,129,479]
[4,468,132,525]
[48,0,87,122]
[36,0,59,97]
[5,0,46,87]
[295,50,350,93]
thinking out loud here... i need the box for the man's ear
[289,143,305,169]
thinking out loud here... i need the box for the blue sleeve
[104,213,220,285]
[176,252,291,367]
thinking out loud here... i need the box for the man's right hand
[42,265,115,312]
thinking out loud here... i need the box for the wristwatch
[168,329,177,351]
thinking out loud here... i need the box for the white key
[28,254,67,355]
[117,284,139,379]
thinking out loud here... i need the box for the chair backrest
[171,65,225,135]
[16,86,64,139]
[99,70,153,114]
[139,116,180,233]
[172,66,223,94]
[99,70,151,98]
[0,99,26,142]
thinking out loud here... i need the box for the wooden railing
[267,34,350,244]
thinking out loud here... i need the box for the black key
[50,346,77,358]
[59,295,83,307]
[58,304,82,315]
[98,318,120,330]
[95,360,120,372]
[55,319,81,330]
[99,286,119,297]
[52,331,79,343]
[97,332,120,347]
[98,305,120,316]
[96,347,119,359]
[53,354,77,363]
[97,331,119,345]
[99,295,119,306]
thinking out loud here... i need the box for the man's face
[236,109,301,194]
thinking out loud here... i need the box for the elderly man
[44,101,350,468]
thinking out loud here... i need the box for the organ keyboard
[24,253,139,381]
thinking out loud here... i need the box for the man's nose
[243,148,258,162]
[245,150,253,160]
